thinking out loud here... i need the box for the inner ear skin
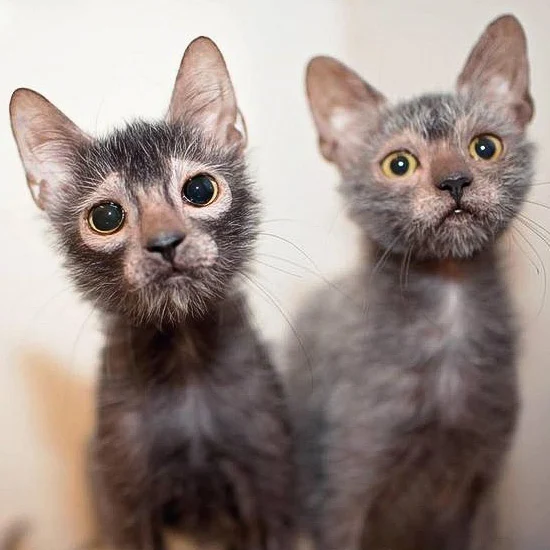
[456,15,533,129]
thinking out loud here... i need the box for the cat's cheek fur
[123,232,219,290]
[174,232,219,269]
[78,220,129,253]
[124,249,168,289]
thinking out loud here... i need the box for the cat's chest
[421,283,467,357]
[422,285,469,416]
[409,283,498,423]
[146,382,218,462]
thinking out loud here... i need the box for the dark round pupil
[390,155,409,176]
[91,203,123,232]
[475,137,496,159]
[183,175,215,205]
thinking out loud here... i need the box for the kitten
[287,15,533,550]
[10,37,294,550]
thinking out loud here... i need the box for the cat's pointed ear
[10,88,89,210]
[457,14,533,129]
[306,56,386,169]
[166,37,246,150]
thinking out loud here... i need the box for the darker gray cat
[287,15,534,550]
[10,38,294,550]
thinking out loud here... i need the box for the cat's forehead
[76,120,239,189]
[380,94,465,142]
[374,92,516,153]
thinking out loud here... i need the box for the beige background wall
[0,0,548,549]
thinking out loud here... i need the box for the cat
[286,14,534,550]
[10,37,294,550]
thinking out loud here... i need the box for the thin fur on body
[287,15,534,550]
[10,38,294,550]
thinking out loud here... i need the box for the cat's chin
[400,209,498,261]
[441,207,473,221]
[110,271,222,326]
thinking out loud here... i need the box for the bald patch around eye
[170,158,232,220]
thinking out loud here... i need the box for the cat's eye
[88,202,125,234]
[469,134,503,161]
[182,174,219,206]
[380,151,419,178]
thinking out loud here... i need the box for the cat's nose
[437,174,472,205]
[146,231,185,262]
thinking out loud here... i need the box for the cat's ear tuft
[306,56,385,169]
[10,88,89,210]
[457,14,533,129]
[166,36,246,151]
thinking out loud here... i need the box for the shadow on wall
[17,350,96,550]
[13,351,203,550]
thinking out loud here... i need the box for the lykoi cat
[287,14,533,550]
[10,37,295,550]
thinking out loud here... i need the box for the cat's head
[10,37,256,325]
[306,15,534,260]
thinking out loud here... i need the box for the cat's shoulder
[295,272,367,328]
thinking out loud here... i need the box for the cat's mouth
[440,206,474,224]
[136,262,212,290]
[166,264,209,280]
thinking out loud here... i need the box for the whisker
[23,285,73,330]
[260,218,304,225]
[69,308,97,368]
[251,259,302,278]
[399,246,413,307]
[326,203,347,237]
[511,224,547,317]
[257,252,356,304]
[256,252,311,271]
[524,199,550,211]
[258,232,319,271]
[510,227,540,275]
[239,271,312,374]
[404,245,413,290]
[517,214,550,249]
[361,235,402,317]
[369,235,401,279]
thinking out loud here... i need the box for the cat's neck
[367,241,499,284]
[360,241,508,333]
[101,291,249,384]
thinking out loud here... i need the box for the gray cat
[10,38,294,550]
[287,15,534,550]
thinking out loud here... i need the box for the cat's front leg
[312,451,373,550]
[89,437,164,550]
[465,478,499,550]
[439,474,498,550]
[315,487,369,550]
[88,403,164,550]
[221,427,296,550]
[256,459,296,550]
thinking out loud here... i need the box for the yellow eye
[469,134,503,161]
[380,151,419,178]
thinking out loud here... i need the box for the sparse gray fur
[287,15,534,550]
